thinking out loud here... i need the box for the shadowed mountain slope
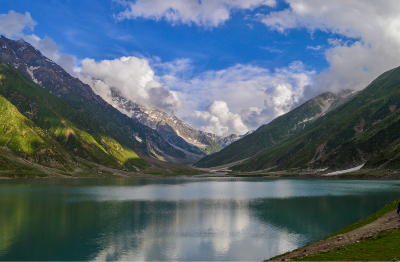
[232,66,400,172]
[195,92,354,168]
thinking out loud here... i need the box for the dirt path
[272,209,400,261]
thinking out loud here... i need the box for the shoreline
[268,198,400,261]
[2,171,400,179]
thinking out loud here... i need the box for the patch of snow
[2,45,7,49]
[324,164,365,176]
[134,136,142,143]
[26,66,39,84]
[299,117,315,124]
[315,167,329,172]
[29,66,41,71]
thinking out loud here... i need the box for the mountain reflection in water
[0,178,399,261]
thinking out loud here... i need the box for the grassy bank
[269,197,400,261]
[294,229,400,261]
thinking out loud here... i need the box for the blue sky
[1,1,400,136]
[1,0,329,72]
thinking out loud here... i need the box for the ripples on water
[0,178,399,261]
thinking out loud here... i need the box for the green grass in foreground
[294,229,400,261]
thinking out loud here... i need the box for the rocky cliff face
[0,36,94,99]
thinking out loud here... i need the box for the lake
[0,178,399,261]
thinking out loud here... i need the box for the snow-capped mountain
[107,86,250,158]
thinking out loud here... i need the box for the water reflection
[0,178,399,261]
[88,199,301,261]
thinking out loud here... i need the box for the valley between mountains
[2,34,400,178]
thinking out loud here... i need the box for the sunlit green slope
[0,60,147,170]
[0,93,75,171]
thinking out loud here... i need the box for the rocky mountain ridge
[0,35,249,163]
[0,35,186,163]
[106,84,250,158]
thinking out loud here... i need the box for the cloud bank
[259,0,400,98]
[117,0,276,27]
[5,2,400,136]
[0,11,182,116]
[114,0,400,134]
[78,56,183,115]
[185,101,249,136]
[160,61,314,135]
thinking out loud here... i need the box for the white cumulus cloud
[0,10,36,37]
[259,0,400,98]
[116,0,277,27]
[159,60,314,133]
[184,101,249,136]
[78,56,183,115]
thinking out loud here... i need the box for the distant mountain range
[3,34,400,176]
[0,35,248,168]
[196,66,400,173]
[105,85,251,160]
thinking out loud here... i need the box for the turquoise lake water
[0,178,399,261]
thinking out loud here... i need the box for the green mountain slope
[0,35,185,163]
[0,93,75,172]
[0,60,147,170]
[195,92,353,168]
[233,66,400,172]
